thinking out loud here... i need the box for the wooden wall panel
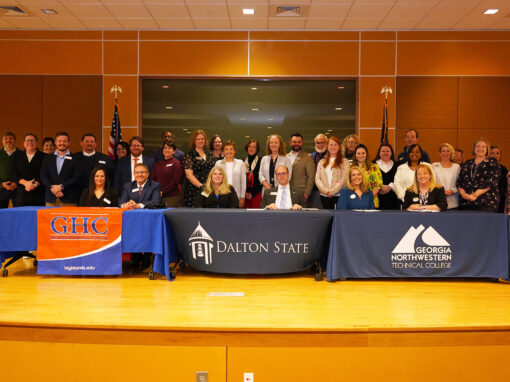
[397,42,510,76]
[361,31,396,41]
[361,42,395,75]
[139,41,248,75]
[398,31,510,41]
[396,77,458,131]
[359,129,396,161]
[250,41,358,75]
[0,41,102,75]
[103,76,138,128]
[251,31,358,40]
[104,42,138,75]
[140,31,247,40]
[0,75,42,142]
[42,76,102,152]
[360,77,395,128]
[0,30,101,40]
[458,77,510,130]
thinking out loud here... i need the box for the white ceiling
[1,0,509,30]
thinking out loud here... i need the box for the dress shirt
[131,155,142,181]
[55,149,71,175]
[275,184,292,209]
[225,161,233,185]
[288,151,298,164]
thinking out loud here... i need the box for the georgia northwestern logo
[392,224,450,253]
[189,222,214,265]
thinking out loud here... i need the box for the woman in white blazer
[315,136,350,209]
[259,134,292,195]
[216,140,247,207]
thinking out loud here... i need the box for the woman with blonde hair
[432,143,460,209]
[182,129,217,207]
[315,136,350,209]
[337,166,375,210]
[403,164,447,211]
[195,166,239,208]
[259,134,292,195]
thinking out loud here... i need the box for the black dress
[377,161,398,210]
[11,150,46,206]
[182,150,217,207]
[79,188,119,207]
[194,185,239,208]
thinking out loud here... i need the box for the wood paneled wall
[0,30,509,166]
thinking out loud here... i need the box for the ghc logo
[50,216,108,235]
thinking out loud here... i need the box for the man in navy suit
[114,136,154,194]
[74,133,115,190]
[40,131,82,206]
[120,163,161,209]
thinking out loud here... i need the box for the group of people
[0,128,509,214]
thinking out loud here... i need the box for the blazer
[288,151,316,196]
[40,152,82,204]
[337,188,375,210]
[12,149,46,206]
[258,155,293,188]
[315,158,350,196]
[215,158,246,199]
[119,179,161,207]
[394,162,433,201]
[260,186,306,208]
[73,151,115,190]
[79,188,119,207]
[194,185,239,208]
[114,155,155,194]
[403,186,448,211]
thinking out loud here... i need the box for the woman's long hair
[202,166,231,196]
[407,164,440,194]
[345,166,369,193]
[351,144,370,169]
[265,134,286,156]
[86,166,111,201]
[323,136,344,169]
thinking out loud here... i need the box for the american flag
[108,102,122,159]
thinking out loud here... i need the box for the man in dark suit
[74,133,115,190]
[260,165,305,210]
[397,129,430,165]
[0,131,19,208]
[40,131,82,206]
[120,163,161,209]
[114,136,154,194]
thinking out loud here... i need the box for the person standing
[40,132,82,206]
[341,134,359,163]
[0,132,19,207]
[244,139,262,208]
[394,144,432,205]
[153,130,184,163]
[396,129,431,165]
[287,133,316,207]
[259,134,292,197]
[351,144,383,209]
[210,134,224,161]
[12,134,46,206]
[309,133,328,208]
[489,145,508,213]
[431,143,460,210]
[74,133,115,191]
[151,142,183,208]
[114,136,154,194]
[374,144,398,210]
[215,140,246,207]
[41,137,56,155]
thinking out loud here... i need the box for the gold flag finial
[110,85,123,101]
[380,85,392,101]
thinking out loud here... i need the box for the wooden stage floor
[2,259,510,381]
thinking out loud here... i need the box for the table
[327,210,509,281]
[164,209,333,274]
[0,207,177,280]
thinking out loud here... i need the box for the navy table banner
[327,210,509,281]
[164,209,333,274]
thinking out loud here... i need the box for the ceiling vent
[270,5,309,17]
[0,5,26,16]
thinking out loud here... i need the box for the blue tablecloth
[0,207,177,280]
[327,210,509,281]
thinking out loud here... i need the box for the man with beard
[308,133,328,208]
[0,132,19,208]
[74,133,115,191]
[287,132,315,207]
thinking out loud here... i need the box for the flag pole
[108,85,123,159]
[380,85,392,144]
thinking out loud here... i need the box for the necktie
[133,157,139,179]
[138,186,142,197]
[280,187,287,209]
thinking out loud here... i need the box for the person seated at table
[120,163,161,209]
[195,166,239,208]
[79,166,118,207]
[337,166,374,210]
[260,165,305,210]
[403,164,447,211]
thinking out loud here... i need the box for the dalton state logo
[189,222,214,265]
[392,224,450,254]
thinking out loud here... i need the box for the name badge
[166,163,173,167]
[201,191,209,197]
[98,160,106,164]
[64,156,72,160]
[103,198,111,205]
[132,188,139,193]
[270,192,278,196]
[350,194,356,199]
[413,197,419,202]
[195,156,202,160]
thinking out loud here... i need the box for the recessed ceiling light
[335,107,343,111]
[243,9,255,15]
[325,132,330,135]
[183,128,188,131]
[251,108,259,111]
[240,118,246,120]
[267,126,272,129]
[165,106,173,110]
[245,135,250,138]
[327,129,332,132]
[267,118,273,121]
[186,131,191,134]
[337,86,345,90]
[251,87,258,90]
[484,9,499,15]
[41,9,57,14]
[162,85,169,89]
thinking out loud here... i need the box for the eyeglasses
[316,141,327,145]
[163,135,173,138]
